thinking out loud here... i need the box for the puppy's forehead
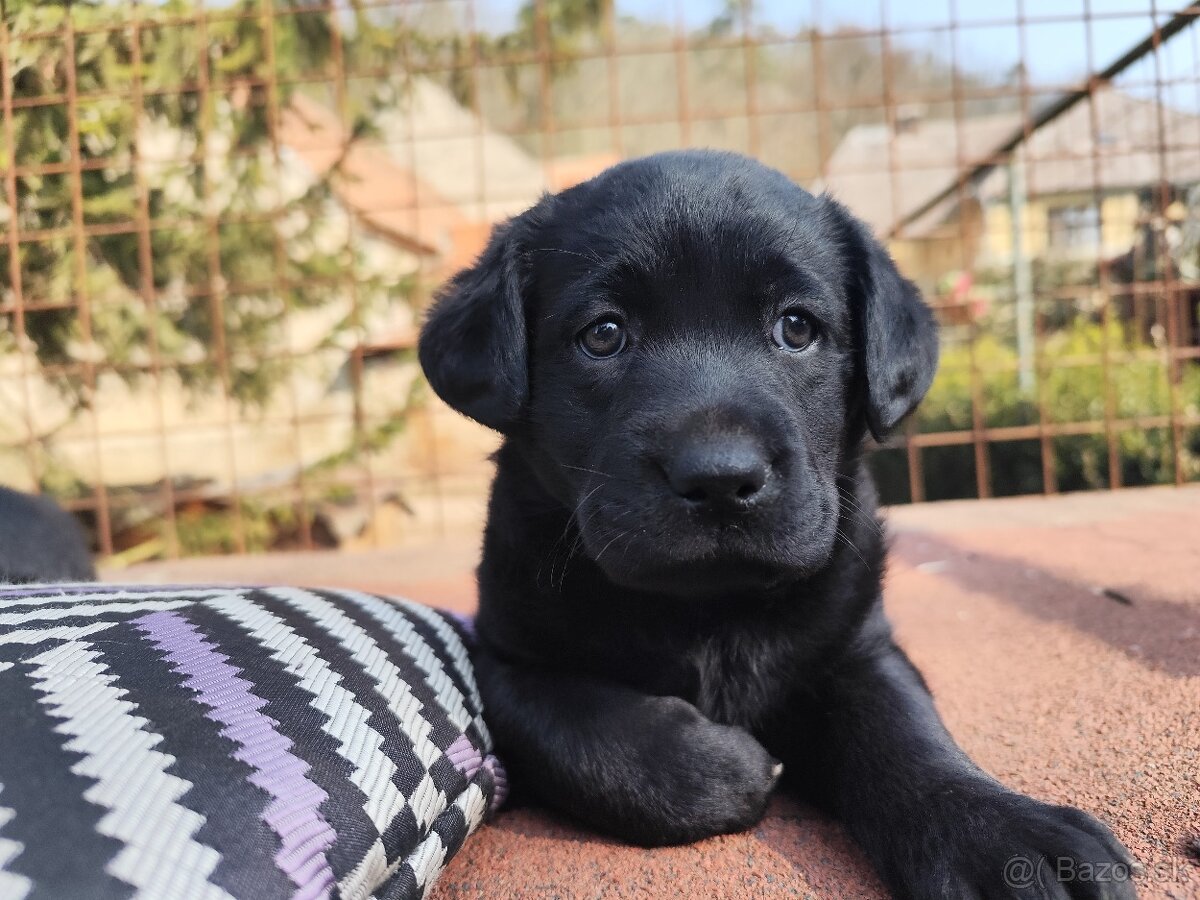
[531,153,842,298]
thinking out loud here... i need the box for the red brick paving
[114,486,1200,899]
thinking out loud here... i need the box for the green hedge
[870,321,1200,503]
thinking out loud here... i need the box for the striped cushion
[0,584,505,900]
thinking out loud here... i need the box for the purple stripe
[445,733,483,780]
[483,756,509,812]
[445,733,508,813]
[135,610,337,900]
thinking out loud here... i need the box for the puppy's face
[420,151,938,596]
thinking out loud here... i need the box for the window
[1046,203,1101,252]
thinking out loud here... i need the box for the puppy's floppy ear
[419,216,530,432]
[824,197,939,442]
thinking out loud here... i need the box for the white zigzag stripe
[407,782,489,900]
[0,622,125,646]
[207,594,410,900]
[335,591,474,735]
[0,787,32,900]
[27,641,230,900]
[381,598,491,746]
[270,589,451,899]
[0,599,196,626]
[0,589,235,610]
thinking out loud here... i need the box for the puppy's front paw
[887,787,1137,900]
[622,697,781,846]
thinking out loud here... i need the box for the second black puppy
[419,151,1136,899]
[0,486,95,583]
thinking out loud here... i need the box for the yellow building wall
[983,203,1014,261]
[1100,193,1138,253]
[888,201,984,290]
[889,236,970,293]
[888,192,1141,292]
[888,239,922,275]
[981,191,1140,266]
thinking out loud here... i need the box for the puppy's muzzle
[661,430,777,514]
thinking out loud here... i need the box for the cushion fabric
[0,583,504,900]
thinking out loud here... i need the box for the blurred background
[0,0,1198,566]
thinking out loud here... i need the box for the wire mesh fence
[0,0,1197,563]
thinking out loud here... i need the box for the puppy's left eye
[578,318,627,359]
[772,311,817,352]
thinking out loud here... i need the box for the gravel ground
[116,485,1200,899]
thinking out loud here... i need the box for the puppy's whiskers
[555,501,607,587]
[836,484,884,538]
[593,527,631,565]
[538,483,603,588]
[558,463,613,479]
[556,505,635,587]
[833,525,871,571]
[528,246,604,267]
[548,488,635,589]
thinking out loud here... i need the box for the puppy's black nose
[666,435,771,510]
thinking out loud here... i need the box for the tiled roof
[820,87,1200,239]
[817,112,1021,237]
[279,92,470,259]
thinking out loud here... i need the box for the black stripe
[428,800,471,864]
[377,600,480,721]
[338,593,490,754]
[185,600,377,886]
[0,647,132,900]
[94,618,296,900]
[318,593,481,816]
[374,801,472,900]
[374,861,421,900]
[316,592,471,754]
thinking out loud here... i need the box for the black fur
[420,151,1137,899]
[0,487,95,583]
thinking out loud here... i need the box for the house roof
[279,92,471,259]
[817,112,1023,238]
[281,81,593,277]
[373,79,549,224]
[821,87,1200,240]
[976,88,1200,202]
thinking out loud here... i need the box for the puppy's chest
[681,629,797,729]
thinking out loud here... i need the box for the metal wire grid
[0,1,1196,559]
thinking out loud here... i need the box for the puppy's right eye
[772,311,818,352]
[577,318,627,359]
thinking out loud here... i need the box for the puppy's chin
[597,556,801,596]
[579,522,838,597]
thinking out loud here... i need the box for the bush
[870,321,1200,503]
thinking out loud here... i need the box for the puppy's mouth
[575,497,837,597]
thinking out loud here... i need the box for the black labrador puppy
[419,151,1136,899]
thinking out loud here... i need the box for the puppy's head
[420,151,938,595]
